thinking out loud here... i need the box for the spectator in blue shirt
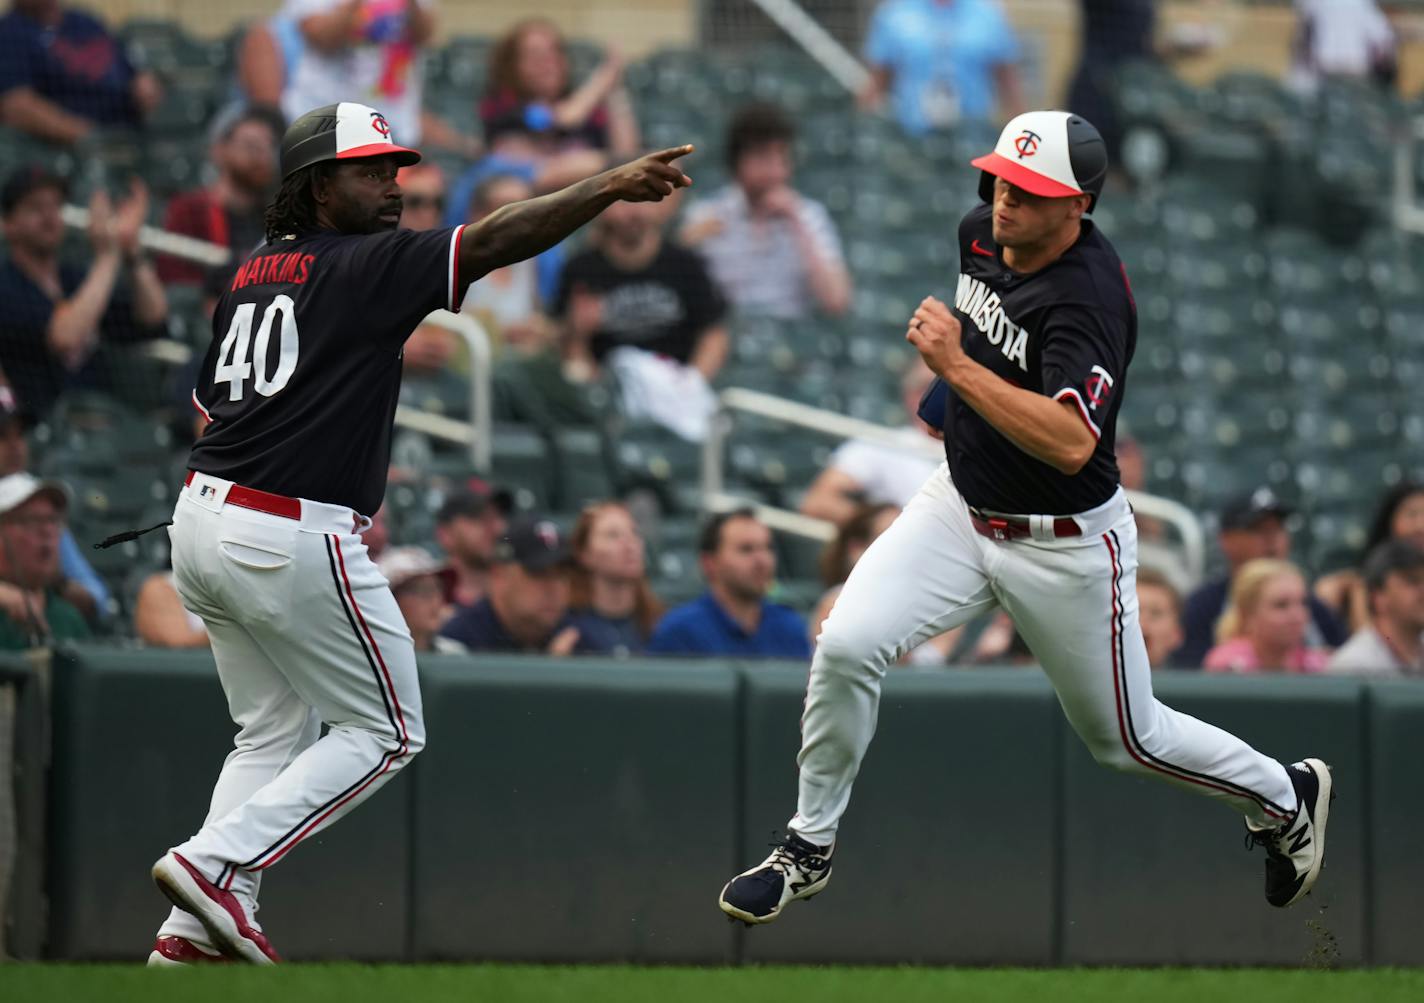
[0,0,162,145]
[0,165,167,420]
[648,508,811,659]
[858,0,1025,135]
[439,515,597,656]
[567,501,664,656]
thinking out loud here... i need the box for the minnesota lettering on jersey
[230,252,316,292]
[955,273,1029,372]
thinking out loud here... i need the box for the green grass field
[3,965,1422,1003]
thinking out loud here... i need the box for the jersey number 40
[215,294,300,402]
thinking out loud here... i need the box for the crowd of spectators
[0,4,1416,680]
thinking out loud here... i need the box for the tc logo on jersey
[1014,129,1041,159]
[370,112,392,137]
[1085,365,1115,411]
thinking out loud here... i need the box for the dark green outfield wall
[40,646,1421,965]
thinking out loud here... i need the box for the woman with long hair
[446,19,642,236]
[567,501,663,654]
[818,503,900,587]
[1315,481,1424,632]
[482,19,639,159]
[1204,559,1329,673]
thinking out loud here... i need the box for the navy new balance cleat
[1246,758,1333,908]
[719,832,833,925]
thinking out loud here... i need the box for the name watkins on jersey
[954,273,1029,372]
[230,251,317,292]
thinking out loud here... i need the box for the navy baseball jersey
[188,224,468,515]
[927,203,1136,515]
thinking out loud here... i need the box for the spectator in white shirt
[1327,540,1424,677]
[1288,0,1397,95]
[800,359,940,526]
[680,103,851,319]
[281,0,476,154]
[461,173,551,355]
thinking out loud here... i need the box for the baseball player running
[718,111,1332,926]
[147,102,692,966]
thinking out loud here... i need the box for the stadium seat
[550,426,615,512]
[384,478,438,547]
[488,423,555,511]
[401,370,472,420]
[42,393,176,465]
[611,423,703,511]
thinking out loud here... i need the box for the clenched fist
[906,296,967,380]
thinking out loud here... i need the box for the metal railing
[701,386,1208,583]
[391,310,494,474]
[1392,114,1424,235]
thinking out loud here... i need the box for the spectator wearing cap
[0,384,106,622]
[680,103,852,320]
[857,0,1025,134]
[434,485,510,613]
[438,516,592,655]
[0,471,90,648]
[1203,559,1329,674]
[0,0,162,145]
[378,546,466,654]
[567,501,663,656]
[0,166,167,419]
[647,509,810,659]
[156,105,284,301]
[1326,541,1424,677]
[1175,488,1346,667]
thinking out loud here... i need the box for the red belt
[185,471,302,520]
[969,509,1081,542]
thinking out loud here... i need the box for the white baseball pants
[157,472,423,944]
[789,464,1297,846]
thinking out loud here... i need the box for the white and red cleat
[146,934,230,967]
[151,852,281,965]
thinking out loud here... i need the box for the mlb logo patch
[201,485,216,499]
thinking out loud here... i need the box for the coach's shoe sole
[146,934,229,967]
[151,852,279,965]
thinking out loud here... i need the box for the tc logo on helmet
[370,112,392,137]
[1013,129,1041,159]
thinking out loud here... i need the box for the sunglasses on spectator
[404,195,445,210]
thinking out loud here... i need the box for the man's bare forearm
[0,88,92,144]
[460,173,615,282]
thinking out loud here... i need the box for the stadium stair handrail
[702,386,1206,583]
[391,310,494,475]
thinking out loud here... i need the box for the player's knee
[814,621,889,676]
[397,714,426,758]
[1079,728,1139,774]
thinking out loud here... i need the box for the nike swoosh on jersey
[971,239,995,257]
